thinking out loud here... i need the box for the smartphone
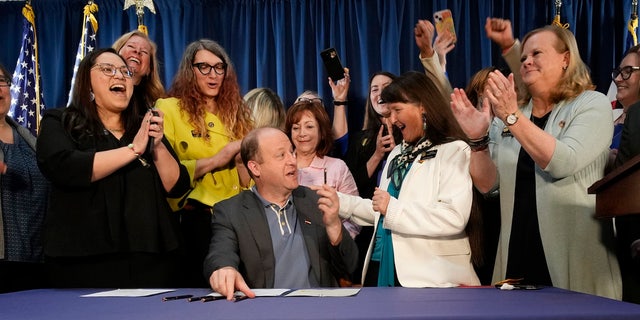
[320,47,345,81]
[433,9,457,43]
[381,124,390,148]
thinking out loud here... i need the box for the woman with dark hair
[337,71,480,287]
[36,48,190,288]
[0,63,49,293]
[345,71,401,200]
[155,39,253,287]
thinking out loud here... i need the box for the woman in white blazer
[336,71,480,287]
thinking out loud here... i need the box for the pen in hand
[323,167,327,185]
[234,295,250,302]
[162,294,193,301]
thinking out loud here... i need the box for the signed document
[81,289,176,297]
[284,288,361,297]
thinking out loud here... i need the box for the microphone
[147,110,159,155]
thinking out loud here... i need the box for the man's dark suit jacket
[203,186,358,288]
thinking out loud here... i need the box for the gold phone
[433,9,457,43]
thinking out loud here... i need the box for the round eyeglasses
[0,77,10,88]
[92,63,134,79]
[612,66,640,81]
[192,62,227,76]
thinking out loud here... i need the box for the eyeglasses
[92,63,134,79]
[295,97,323,104]
[192,62,227,76]
[0,77,10,87]
[612,66,640,80]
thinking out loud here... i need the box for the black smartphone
[381,124,390,148]
[320,47,345,81]
[147,109,159,154]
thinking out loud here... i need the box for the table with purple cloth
[2,286,640,319]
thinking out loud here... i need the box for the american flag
[9,3,45,136]
[67,2,99,106]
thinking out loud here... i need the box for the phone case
[433,9,457,43]
[320,48,345,81]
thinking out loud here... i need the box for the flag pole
[629,0,639,47]
[24,1,42,133]
[551,0,570,29]
[123,0,156,35]
[67,0,99,106]
[10,0,45,135]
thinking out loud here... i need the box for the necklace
[106,128,124,132]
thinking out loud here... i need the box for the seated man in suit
[203,127,358,300]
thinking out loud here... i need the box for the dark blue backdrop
[0,0,634,131]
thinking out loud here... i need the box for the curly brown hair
[168,39,252,141]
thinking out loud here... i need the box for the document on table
[81,289,177,297]
[225,288,360,297]
[81,287,361,298]
[284,288,361,297]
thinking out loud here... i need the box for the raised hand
[414,19,436,58]
[484,17,516,51]
[328,67,350,102]
[433,33,456,71]
[450,88,492,139]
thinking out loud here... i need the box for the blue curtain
[0,0,633,131]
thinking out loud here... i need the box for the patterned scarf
[386,137,433,190]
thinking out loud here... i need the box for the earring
[422,113,427,131]
[562,65,568,71]
[89,91,95,101]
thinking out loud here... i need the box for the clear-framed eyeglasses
[91,63,134,79]
[0,77,10,87]
[192,62,227,76]
[612,66,640,80]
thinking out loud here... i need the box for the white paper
[284,288,360,297]
[81,288,177,297]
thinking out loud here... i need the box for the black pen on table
[162,294,193,301]
[187,295,212,302]
[234,295,250,302]
[201,295,227,302]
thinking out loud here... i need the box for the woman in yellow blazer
[155,39,253,288]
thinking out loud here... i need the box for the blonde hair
[520,26,594,105]
[112,30,165,109]
[244,88,285,130]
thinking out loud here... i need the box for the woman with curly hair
[155,39,253,287]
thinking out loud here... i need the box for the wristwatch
[505,112,519,126]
